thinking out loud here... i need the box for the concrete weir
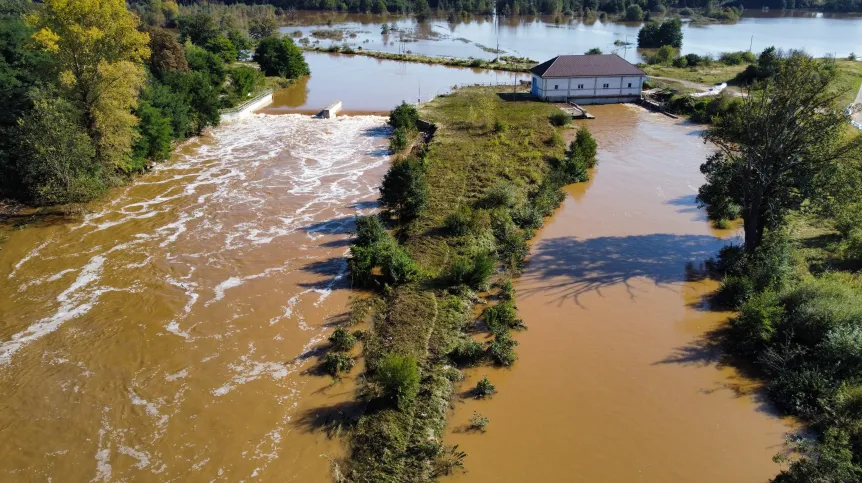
[220,90,274,123]
[318,101,342,119]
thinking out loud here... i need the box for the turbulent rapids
[0,114,389,481]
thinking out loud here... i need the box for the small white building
[530,54,646,105]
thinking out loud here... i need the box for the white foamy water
[0,113,390,480]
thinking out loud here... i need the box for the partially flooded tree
[699,53,862,254]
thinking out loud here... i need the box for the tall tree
[147,27,188,77]
[28,0,150,171]
[699,54,862,253]
[252,36,309,79]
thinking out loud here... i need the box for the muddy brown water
[444,104,795,482]
[0,114,389,481]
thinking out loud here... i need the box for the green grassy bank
[330,88,593,481]
[301,46,534,73]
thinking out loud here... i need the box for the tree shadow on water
[665,194,709,223]
[520,233,726,306]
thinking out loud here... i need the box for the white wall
[537,76,644,101]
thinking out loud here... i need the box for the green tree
[247,10,278,40]
[205,35,238,63]
[700,54,862,253]
[372,0,388,13]
[226,66,263,103]
[147,28,188,77]
[414,0,432,21]
[16,97,104,204]
[388,101,419,130]
[625,4,644,20]
[569,126,598,167]
[585,47,603,55]
[132,100,172,164]
[185,44,226,85]
[140,79,191,139]
[253,36,310,78]
[29,0,151,170]
[379,156,428,221]
[637,17,682,48]
[177,10,219,45]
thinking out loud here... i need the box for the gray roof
[530,54,646,78]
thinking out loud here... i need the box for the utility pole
[749,35,753,52]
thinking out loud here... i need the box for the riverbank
[339,87,576,480]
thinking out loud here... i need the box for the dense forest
[0,0,307,206]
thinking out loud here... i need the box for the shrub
[482,180,519,209]
[375,353,421,410]
[569,127,598,167]
[443,205,473,236]
[834,202,862,237]
[447,252,495,290]
[482,300,523,334]
[549,111,571,127]
[679,7,694,16]
[355,215,387,247]
[719,51,748,66]
[381,246,421,285]
[389,127,408,152]
[511,202,543,230]
[487,332,518,366]
[468,411,489,432]
[388,101,418,131]
[728,290,783,356]
[321,352,355,377]
[715,274,755,308]
[767,366,835,419]
[450,338,485,366]
[329,327,357,352]
[474,376,496,398]
[531,177,567,217]
[585,47,603,55]
[559,153,590,184]
[493,119,508,133]
[706,244,746,277]
[349,244,377,288]
[499,278,515,301]
[495,223,529,273]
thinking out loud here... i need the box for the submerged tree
[698,53,862,253]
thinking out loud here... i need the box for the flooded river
[444,105,795,482]
[284,11,862,63]
[0,115,389,481]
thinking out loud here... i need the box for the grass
[301,46,534,73]
[642,63,748,86]
[835,59,862,107]
[343,88,568,480]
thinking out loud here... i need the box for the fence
[219,89,274,116]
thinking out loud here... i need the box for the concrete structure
[530,54,646,104]
[318,101,342,119]
[220,90,274,123]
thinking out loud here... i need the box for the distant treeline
[171,0,862,17]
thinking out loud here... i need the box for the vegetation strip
[323,89,597,480]
[301,45,535,73]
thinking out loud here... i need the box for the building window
[554,84,559,89]
[628,83,632,88]
[577,84,584,89]
[603,83,610,89]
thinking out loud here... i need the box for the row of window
[551,83,634,89]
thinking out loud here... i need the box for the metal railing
[219,89,274,115]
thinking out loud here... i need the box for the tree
[374,353,420,410]
[372,0,388,13]
[28,0,150,171]
[132,100,172,164]
[637,17,682,48]
[379,156,428,221]
[248,10,278,40]
[569,127,598,167]
[226,66,264,103]
[177,10,219,45]
[205,35,238,63]
[16,96,103,204]
[626,4,644,20]
[185,44,226,85]
[253,36,310,78]
[585,47,603,55]
[699,54,862,253]
[147,28,188,77]
[388,101,418,130]
[414,0,432,22]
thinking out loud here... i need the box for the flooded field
[283,11,862,64]
[261,51,527,114]
[443,104,795,482]
[0,115,389,481]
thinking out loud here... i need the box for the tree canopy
[252,36,309,79]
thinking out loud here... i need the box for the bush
[559,153,590,184]
[715,274,755,308]
[381,245,421,285]
[468,411,489,432]
[482,300,523,335]
[569,127,598,168]
[321,352,355,377]
[450,338,485,366]
[767,366,835,419]
[679,7,694,16]
[389,126,408,153]
[375,353,421,410]
[493,119,508,133]
[499,278,515,300]
[549,111,571,127]
[355,215,387,247]
[474,376,496,398]
[482,180,518,209]
[585,47,603,55]
[443,205,474,236]
[647,44,678,65]
[728,290,783,356]
[835,202,862,237]
[329,327,357,352]
[486,332,518,366]
[706,244,746,277]
[447,252,495,290]
[511,202,543,230]
[388,102,418,131]
[495,222,529,273]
